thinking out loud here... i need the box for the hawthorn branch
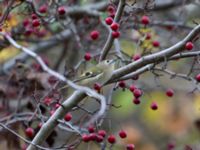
[100,0,126,61]
[110,24,200,81]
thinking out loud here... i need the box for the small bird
[60,59,115,90]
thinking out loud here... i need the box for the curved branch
[110,24,200,81]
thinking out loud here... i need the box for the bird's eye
[85,72,92,76]
[106,60,110,63]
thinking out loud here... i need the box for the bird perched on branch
[60,59,115,90]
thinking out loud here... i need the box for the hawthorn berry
[151,102,158,110]
[24,28,33,36]
[88,133,97,141]
[107,135,116,144]
[133,98,140,105]
[109,12,115,19]
[82,134,90,142]
[58,6,66,15]
[23,19,30,27]
[118,81,126,88]
[98,130,106,137]
[167,142,175,150]
[84,52,92,61]
[39,5,47,13]
[44,97,52,105]
[48,75,58,85]
[25,127,34,138]
[185,42,193,50]
[105,17,113,25]
[96,135,104,143]
[90,30,99,40]
[54,103,60,109]
[94,83,101,92]
[32,19,40,27]
[119,130,127,138]
[112,31,120,38]
[88,125,95,133]
[126,144,135,150]
[107,5,115,14]
[166,89,174,97]
[196,74,200,82]
[31,14,37,20]
[38,122,43,129]
[21,144,27,150]
[64,113,72,121]
[129,84,136,92]
[133,89,142,98]
[132,54,141,61]
[152,40,160,47]
[141,15,150,25]
[146,33,151,40]
[132,75,139,80]
[110,22,119,31]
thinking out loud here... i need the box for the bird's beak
[110,59,116,64]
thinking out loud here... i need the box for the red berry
[119,130,127,138]
[107,5,115,14]
[25,127,34,138]
[105,17,113,25]
[21,144,27,150]
[132,54,141,61]
[166,25,174,31]
[166,89,174,97]
[90,30,99,40]
[23,19,30,27]
[88,133,97,141]
[146,33,151,40]
[141,15,150,25]
[119,81,126,88]
[107,135,116,144]
[58,6,66,15]
[98,130,106,137]
[54,103,60,109]
[151,102,158,110]
[32,19,40,27]
[152,40,160,47]
[196,74,200,82]
[133,89,142,98]
[64,113,72,121]
[126,144,135,150]
[48,76,58,85]
[31,14,37,20]
[94,83,101,91]
[112,31,120,38]
[133,98,140,105]
[88,125,95,133]
[109,12,115,18]
[84,52,92,61]
[44,97,52,105]
[39,5,47,13]
[38,122,43,129]
[132,75,139,80]
[82,134,90,142]
[185,42,193,50]
[129,84,136,92]
[24,28,33,36]
[167,142,175,150]
[96,135,104,143]
[110,23,119,31]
